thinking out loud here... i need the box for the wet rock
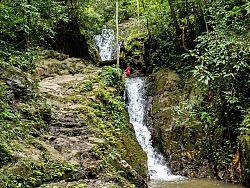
[36,67,45,77]
[59,70,70,75]
[145,68,207,179]
[88,137,106,144]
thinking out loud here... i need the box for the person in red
[124,64,131,77]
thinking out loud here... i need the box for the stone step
[50,115,87,127]
[50,126,90,136]
[51,121,86,128]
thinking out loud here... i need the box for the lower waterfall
[125,77,185,181]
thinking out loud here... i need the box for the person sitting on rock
[124,64,131,77]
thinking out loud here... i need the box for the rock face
[145,67,249,185]
[145,68,196,176]
[0,54,147,188]
[37,57,148,187]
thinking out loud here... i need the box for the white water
[94,29,115,61]
[125,77,186,181]
[95,29,186,181]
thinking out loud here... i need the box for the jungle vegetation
[0,0,250,187]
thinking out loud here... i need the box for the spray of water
[125,77,186,181]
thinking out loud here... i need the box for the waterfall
[125,77,186,181]
[94,29,116,61]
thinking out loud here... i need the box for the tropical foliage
[0,0,250,187]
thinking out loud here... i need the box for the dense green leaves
[0,144,12,167]
[0,0,249,185]
[0,0,68,49]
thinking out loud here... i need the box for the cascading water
[94,27,244,188]
[125,77,186,181]
[95,28,185,181]
[94,29,116,61]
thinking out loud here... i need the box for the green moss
[146,67,249,183]
[0,159,77,188]
[0,144,12,167]
[75,67,148,187]
[0,61,79,187]
[80,80,93,93]
[18,100,52,128]
[40,181,85,188]
[1,56,147,187]
[120,129,147,175]
[146,68,180,96]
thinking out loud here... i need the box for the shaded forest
[0,0,249,187]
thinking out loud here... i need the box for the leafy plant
[81,80,93,93]
[97,66,124,88]
[0,144,12,167]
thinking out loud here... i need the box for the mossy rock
[146,68,180,96]
[0,144,12,167]
[36,56,94,78]
[145,68,210,178]
[0,158,77,188]
[1,54,148,188]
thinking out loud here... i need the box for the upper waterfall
[94,29,116,61]
[125,77,186,181]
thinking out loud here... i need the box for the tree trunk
[26,0,31,48]
[168,0,182,36]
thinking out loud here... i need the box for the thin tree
[116,1,119,68]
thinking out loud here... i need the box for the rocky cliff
[0,52,147,188]
[145,67,249,186]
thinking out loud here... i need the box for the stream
[125,77,244,188]
[95,29,244,188]
[149,179,244,188]
[125,77,185,181]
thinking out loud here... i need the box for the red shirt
[125,67,131,75]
